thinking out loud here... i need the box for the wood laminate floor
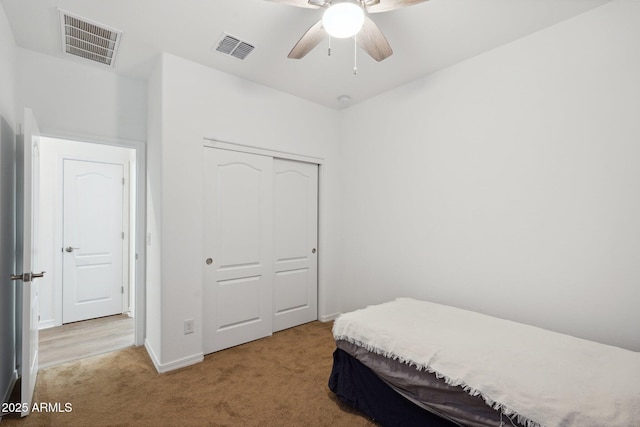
[39,314,135,368]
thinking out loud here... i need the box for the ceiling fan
[268,0,429,62]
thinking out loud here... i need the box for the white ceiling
[2,0,611,109]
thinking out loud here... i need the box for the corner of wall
[320,313,341,323]
[144,54,164,364]
[145,337,203,373]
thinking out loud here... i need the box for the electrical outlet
[184,318,195,335]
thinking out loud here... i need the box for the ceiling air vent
[214,33,255,60]
[58,9,123,67]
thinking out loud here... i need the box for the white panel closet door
[273,159,318,332]
[203,148,273,354]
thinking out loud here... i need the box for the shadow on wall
[0,115,17,404]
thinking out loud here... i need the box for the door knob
[65,246,80,253]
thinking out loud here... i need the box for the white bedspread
[332,298,640,427]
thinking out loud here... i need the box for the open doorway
[37,136,138,367]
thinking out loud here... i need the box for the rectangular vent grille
[59,9,123,67]
[214,34,254,60]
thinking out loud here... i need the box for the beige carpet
[2,321,376,426]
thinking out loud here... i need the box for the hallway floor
[38,314,134,368]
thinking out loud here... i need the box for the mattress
[336,339,524,427]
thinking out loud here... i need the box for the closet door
[203,148,273,354]
[273,159,318,332]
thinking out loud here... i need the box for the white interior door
[62,159,124,323]
[273,159,318,332]
[203,148,273,354]
[15,108,43,416]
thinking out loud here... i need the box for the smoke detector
[58,9,123,67]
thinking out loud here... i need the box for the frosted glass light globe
[322,3,365,39]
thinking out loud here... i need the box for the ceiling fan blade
[356,16,393,62]
[265,0,321,9]
[366,0,429,14]
[288,20,326,59]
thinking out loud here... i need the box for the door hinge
[121,286,124,294]
[122,177,125,185]
[122,232,125,239]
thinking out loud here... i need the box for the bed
[328,298,640,427]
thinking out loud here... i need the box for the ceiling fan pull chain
[328,35,332,56]
[353,35,358,75]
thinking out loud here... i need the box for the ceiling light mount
[308,0,381,7]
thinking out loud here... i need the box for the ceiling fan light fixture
[322,2,365,39]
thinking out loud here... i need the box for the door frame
[40,130,146,346]
[202,137,331,323]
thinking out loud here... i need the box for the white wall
[145,53,342,371]
[339,0,640,351]
[0,1,17,405]
[15,48,146,143]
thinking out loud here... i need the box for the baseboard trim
[144,340,203,373]
[143,339,161,371]
[320,313,340,322]
[38,319,57,330]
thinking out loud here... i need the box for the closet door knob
[311,248,316,254]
